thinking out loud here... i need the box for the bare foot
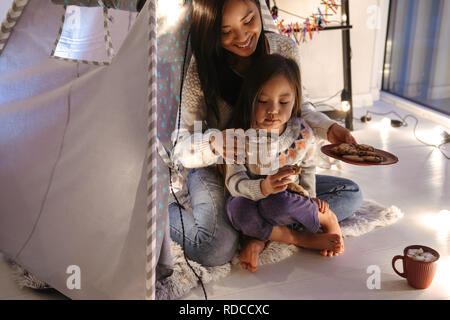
[239,239,266,272]
[318,208,344,255]
[268,226,342,256]
[320,249,341,257]
[293,232,342,253]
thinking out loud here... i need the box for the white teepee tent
[0,0,276,299]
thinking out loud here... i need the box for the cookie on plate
[356,144,375,152]
[362,155,382,163]
[342,155,365,162]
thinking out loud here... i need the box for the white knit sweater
[171,32,337,169]
[225,117,317,200]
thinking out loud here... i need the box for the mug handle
[392,255,407,278]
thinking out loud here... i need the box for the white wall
[0,0,14,23]
[275,0,390,107]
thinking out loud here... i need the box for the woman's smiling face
[221,0,262,57]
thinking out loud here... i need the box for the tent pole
[146,0,157,301]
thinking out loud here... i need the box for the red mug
[392,245,440,289]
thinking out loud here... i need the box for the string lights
[270,0,345,44]
[360,110,450,160]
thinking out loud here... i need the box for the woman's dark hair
[230,54,302,130]
[190,0,267,125]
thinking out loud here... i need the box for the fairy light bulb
[417,126,448,146]
[381,117,391,128]
[157,0,184,26]
[433,126,447,142]
[341,101,351,112]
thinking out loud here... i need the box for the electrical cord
[169,30,208,300]
[360,110,450,160]
[316,100,449,159]
[304,90,345,113]
[312,90,343,105]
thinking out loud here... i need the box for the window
[383,0,450,116]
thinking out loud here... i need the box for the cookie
[362,155,382,163]
[330,143,384,164]
[356,144,375,152]
[287,183,309,197]
[331,146,340,155]
[291,164,302,175]
[338,143,358,155]
[357,150,377,157]
[342,155,365,162]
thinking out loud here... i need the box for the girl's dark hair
[230,54,302,130]
[190,0,267,125]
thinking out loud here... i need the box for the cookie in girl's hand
[291,164,302,175]
[287,183,309,197]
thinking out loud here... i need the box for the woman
[169,0,362,268]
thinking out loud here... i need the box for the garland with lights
[271,0,345,44]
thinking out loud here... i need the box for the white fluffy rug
[6,259,51,290]
[7,199,403,299]
[155,199,403,300]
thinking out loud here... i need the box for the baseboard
[371,88,381,102]
[353,93,375,108]
[380,91,450,127]
[427,85,450,100]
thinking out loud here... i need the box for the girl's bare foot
[268,226,341,255]
[318,208,344,255]
[293,232,342,252]
[239,238,266,272]
[320,249,341,257]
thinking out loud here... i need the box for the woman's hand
[313,198,329,214]
[209,129,246,163]
[261,166,295,196]
[327,123,357,145]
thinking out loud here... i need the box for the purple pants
[226,191,320,241]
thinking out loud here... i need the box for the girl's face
[221,0,262,57]
[253,75,296,134]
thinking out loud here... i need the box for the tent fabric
[0,0,171,299]
[50,3,138,65]
[0,0,278,299]
[0,0,29,56]
[51,3,115,65]
[51,0,143,11]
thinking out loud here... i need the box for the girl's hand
[313,198,329,214]
[209,129,246,163]
[327,123,357,145]
[261,166,295,196]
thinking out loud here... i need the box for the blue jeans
[168,166,239,267]
[169,167,363,267]
[315,175,363,222]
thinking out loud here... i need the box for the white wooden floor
[1,100,449,300]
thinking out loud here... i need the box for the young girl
[225,54,344,272]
